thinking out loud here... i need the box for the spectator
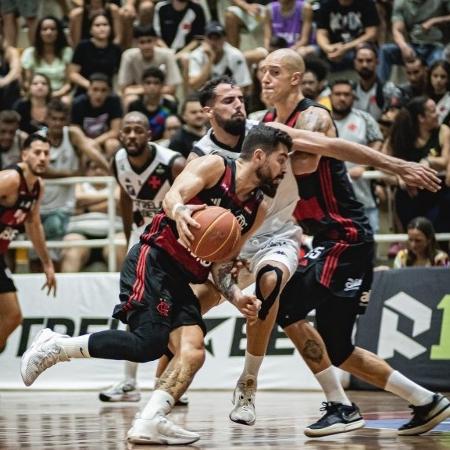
[0,110,25,169]
[427,59,450,125]
[388,96,450,230]
[168,95,207,157]
[128,67,178,142]
[21,16,73,101]
[188,21,252,91]
[13,73,51,135]
[0,0,37,47]
[247,59,270,117]
[316,0,379,71]
[71,73,123,159]
[378,0,450,82]
[354,43,385,120]
[331,79,384,232]
[155,114,182,147]
[119,0,155,48]
[264,0,315,56]
[153,0,206,53]
[69,0,122,48]
[393,217,449,268]
[0,27,20,110]
[118,25,182,104]
[302,54,331,109]
[69,13,122,97]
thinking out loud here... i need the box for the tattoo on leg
[156,360,197,399]
[303,339,324,364]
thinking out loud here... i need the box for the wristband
[171,202,184,218]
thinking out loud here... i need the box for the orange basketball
[190,206,242,262]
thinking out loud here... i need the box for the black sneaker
[304,402,365,437]
[398,393,450,436]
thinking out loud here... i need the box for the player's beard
[357,67,375,80]
[27,161,46,176]
[215,113,246,136]
[256,167,282,198]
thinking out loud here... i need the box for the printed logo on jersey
[235,214,247,229]
[344,278,363,292]
[148,176,162,190]
[156,298,171,317]
[210,198,222,206]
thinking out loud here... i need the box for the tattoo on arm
[211,261,237,302]
[297,108,333,134]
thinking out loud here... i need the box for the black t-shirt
[13,99,47,134]
[316,0,379,44]
[71,94,123,138]
[169,127,203,158]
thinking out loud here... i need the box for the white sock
[141,389,175,420]
[315,367,352,406]
[55,334,91,359]
[238,351,264,384]
[385,371,434,406]
[154,377,159,389]
[124,361,138,383]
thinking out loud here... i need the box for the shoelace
[319,402,339,415]
[237,391,255,408]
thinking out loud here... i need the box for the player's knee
[132,326,170,363]
[179,342,205,371]
[256,265,284,320]
[323,336,354,367]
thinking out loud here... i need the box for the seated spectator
[21,16,73,101]
[188,21,252,91]
[0,28,20,110]
[427,59,450,126]
[302,54,331,109]
[393,217,449,268]
[128,67,178,142]
[155,114,182,147]
[378,0,450,83]
[71,73,123,159]
[168,95,207,157]
[118,25,182,104]
[61,160,126,273]
[0,0,37,47]
[13,73,51,134]
[264,0,315,57]
[69,13,122,97]
[119,0,155,48]
[0,110,26,169]
[316,0,379,72]
[69,0,122,48]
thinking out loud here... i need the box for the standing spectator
[354,43,385,120]
[427,59,450,126]
[118,25,182,103]
[0,110,25,169]
[168,95,207,157]
[316,0,379,71]
[13,73,51,135]
[69,0,122,47]
[153,0,206,53]
[331,79,384,232]
[0,0,37,47]
[69,13,122,97]
[188,21,252,91]
[0,27,20,110]
[127,67,178,141]
[21,16,73,101]
[378,0,450,83]
[394,217,449,268]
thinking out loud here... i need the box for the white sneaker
[176,393,189,406]
[21,328,69,386]
[229,376,257,426]
[127,414,200,445]
[99,379,141,402]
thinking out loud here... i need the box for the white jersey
[114,143,182,228]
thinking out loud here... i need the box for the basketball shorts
[0,254,16,294]
[113,243,206,335]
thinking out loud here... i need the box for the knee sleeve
[255,265,283,320]
[131,323,170,363]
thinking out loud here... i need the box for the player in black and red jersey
[0,134,56,353]
[20,124,293,445]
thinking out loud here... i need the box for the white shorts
[240,222,301,278]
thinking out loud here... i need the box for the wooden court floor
[1,390,449,450]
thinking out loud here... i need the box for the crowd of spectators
[1,0,450,272]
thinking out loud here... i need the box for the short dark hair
[22,133,49,151]
[269,36,288,50]
[142,66,165,83]
[89,72,110,86]
[198,76,236,107]
[304,54,329,82]
[240,124,292,161]
[134,24,157,39]
[0,110,21,124]
[330,79,355,91]
[181,94,201,115]
[47,98,70,116]
[355,42,378,58]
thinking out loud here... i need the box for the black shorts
[113,243,206,335]
[0,254,16,294]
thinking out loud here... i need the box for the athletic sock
[315,366,352,406]
[55,334,91,358]
[385,370,434,406]
[124,361,138,383]
[237,351,264,385]
[141,389,175,419]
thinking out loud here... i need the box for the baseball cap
[205,21,225,37]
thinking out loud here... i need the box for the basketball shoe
[127,414,200,444]
[229,376,256,425]
[21,328,70,386]
[398,393,450,435]
[99,379,141,402]
[304,402,365,437]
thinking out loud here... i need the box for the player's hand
[230,257,251,281]
[173,203,206,248]
[42,263,57,297]
[233,293,261,324]
[397,161,441,192]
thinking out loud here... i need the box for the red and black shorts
[0,254,16,294]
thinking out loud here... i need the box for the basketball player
[0,134,56,353]
[259,48,449,436]
[20,124,292,445]
[98,112,187,403]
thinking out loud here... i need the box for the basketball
[190,206,242,262]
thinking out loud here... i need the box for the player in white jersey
[99,111,186,402]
